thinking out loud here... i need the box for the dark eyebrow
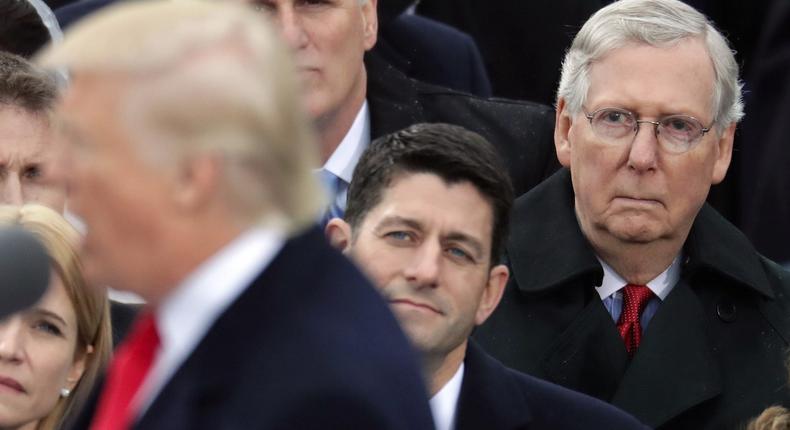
[374,215,424,233]
[29,308,68,327]
[374,215,486,260]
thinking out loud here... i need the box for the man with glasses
[475,0,790,428]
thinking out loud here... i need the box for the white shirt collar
[595,254,682,301]
[429,362,465,430]
[322,101,371,184]
[135,227,285,413]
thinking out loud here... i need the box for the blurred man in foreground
[328,123,648,430]
[39,2,434,429]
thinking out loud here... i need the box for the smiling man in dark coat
[328,123,648,430]
[475,1,790,429]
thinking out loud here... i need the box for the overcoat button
[717,301,737,323]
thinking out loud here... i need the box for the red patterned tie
[616,284,654,358]
[91,312,160,430]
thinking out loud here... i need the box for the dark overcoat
[476,169,790,429]
[365,53,560,198]
[70,227,435,430]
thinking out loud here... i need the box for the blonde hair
[37,0,324,232]
[747,406,790,430]
[0,204,111,430]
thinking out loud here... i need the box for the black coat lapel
[611,280,722,428]
[457,341,533,430]
[538,298,629,401]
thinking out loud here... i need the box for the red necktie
[616,284,654,358]
[91,312,160,430]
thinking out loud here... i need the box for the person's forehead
[365,173,493,239]
[586,39,715,117]
[0,106,50,153]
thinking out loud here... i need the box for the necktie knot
[318,169,346,226]
[91,312,160,430]
[617,284,654,358]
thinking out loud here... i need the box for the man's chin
[606,218,667,244]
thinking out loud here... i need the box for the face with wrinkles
[0,106,65,212]
[554,38,734,249]
[245,0,378,123]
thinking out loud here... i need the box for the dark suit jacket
[476,169,790,429]
[738,0,790,264]
[456,341,648,430]
[374,13,492,97]
[71,226,434,430]
[55,0,114,29]
[366,53,560,198]
[415,0,605,106]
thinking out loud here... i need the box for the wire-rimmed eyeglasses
[583,107,714,154]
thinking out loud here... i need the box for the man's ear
[555,97,573,168]
[325,218,353,253]
[361,0,378,51]
[174,153,221,210]
[474,264,509,326]
[711,122,736,185]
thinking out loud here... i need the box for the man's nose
[627,121,660,172]
[275,7,308,50]
[404,242,441,289]
[0,174,24,206]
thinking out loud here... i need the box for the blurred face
[0,106,66,212]
[554,38,734,249]
[0,271,87,429]
[55,75,179,298]
[247,0,378,122]
[328,173,508,361]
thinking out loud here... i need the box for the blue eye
[446,247,474,263]
[385,231,412,242]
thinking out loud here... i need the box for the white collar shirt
[319,101,371,210]
[429,362,465,430]
[133,227,285,415]
[595,254,682,301]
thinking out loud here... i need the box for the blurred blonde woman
[0,204,111,429]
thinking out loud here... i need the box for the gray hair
[557,0,744,131]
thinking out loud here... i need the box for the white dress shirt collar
[595,254,683,301]
[429,362,465,430]
[322,101,371,184]
[135,227,285,414]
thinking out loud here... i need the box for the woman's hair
[0,204,111,429]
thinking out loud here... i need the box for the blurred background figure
[0,204,111,430]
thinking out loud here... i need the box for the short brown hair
[345,123,514,264]
[0,50,57,114]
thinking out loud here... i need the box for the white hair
[557,0,744,131]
